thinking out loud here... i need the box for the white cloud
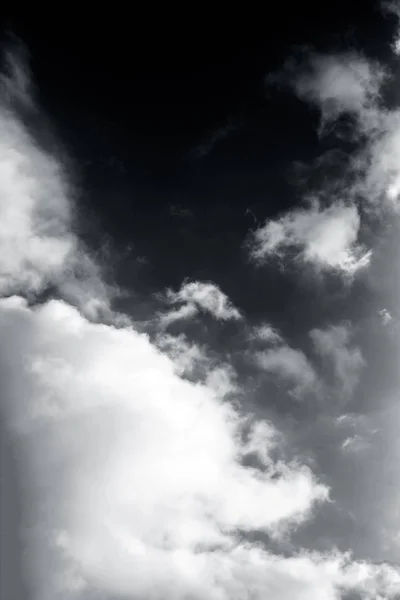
[158,301,199,327]
[155,332,208,375]
[161,280,242,324]
[249,200,371,276]
[340,434,370,453]
[310,324,365,397]
[0,44,111,315]
[0,296,329,599]
[0,104,75,293]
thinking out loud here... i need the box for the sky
[5,3,400,599]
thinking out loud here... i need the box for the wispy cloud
[272,50,387,131]
[310,324,365,398]
[191,119,242,158]
[335,413,379,454]
[255,344,320,399]
[248,31,400,282]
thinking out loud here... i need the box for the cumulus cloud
[310,324,365,397]
[249,199,371,276]
[160,280,242,325]
[1,296,331,598]
[1,39,400,600]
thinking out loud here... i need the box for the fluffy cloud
[1,296,329,599]
[3,297,400,600]
[160,280,242,325]
[249,200,371,276]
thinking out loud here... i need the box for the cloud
[310,324,365,397]
[379,308,393,325]
[248,324,319,398]
[160,280,242,325]
[155,332,209,376]
[251,38,400,280]
[248,199,371,276]
[335,413,379,454]
[381,1,400,54]
[2,297,399,599]
[276,46,400,212]
[1,39,400,600]
[274,51,386,129]
[0,40,112,317]
[0,296,330,599]
[250,323,284,344]
[255,344,320,399]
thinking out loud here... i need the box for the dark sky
[0,3,391,300]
